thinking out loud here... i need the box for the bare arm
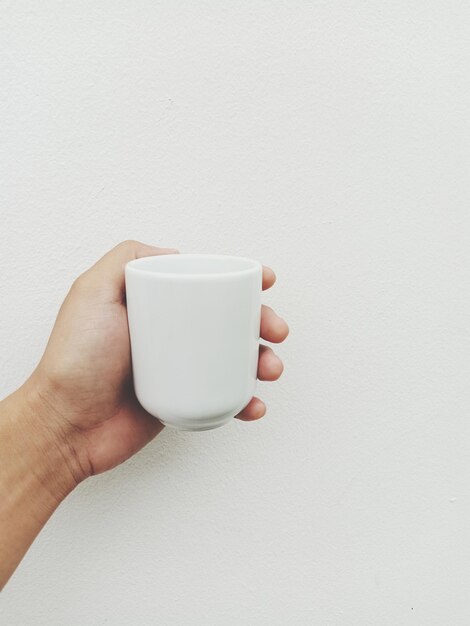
[0,385,77,589]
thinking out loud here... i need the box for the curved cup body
[125,254,262,431]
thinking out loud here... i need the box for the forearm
[0,381,77,590]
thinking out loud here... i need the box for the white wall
[1,2,469,624]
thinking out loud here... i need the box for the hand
[0,240,288,588]
[24,241,289,484]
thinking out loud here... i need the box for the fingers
[81,240,178,302]
[235,346,284,421]
[257,345,284,381]
[239,281,287,422]
[235,396,266,421]
[262,266,276,291]
[236,346,285,422]
[260,305,289,343]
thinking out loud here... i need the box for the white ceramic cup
[125,254,262,431]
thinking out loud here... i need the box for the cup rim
[125,253,262,279]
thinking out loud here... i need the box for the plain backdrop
[1,2,469,624]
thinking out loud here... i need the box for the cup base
[158,411,235,431]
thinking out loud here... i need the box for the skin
[0,241,289,590]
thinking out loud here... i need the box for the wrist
[0,377,84,589]
[1,375,85,506]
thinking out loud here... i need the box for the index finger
[84,240,178,302]
[262,266,276,291]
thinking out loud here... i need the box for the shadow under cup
[125,254,262,431]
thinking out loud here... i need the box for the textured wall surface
[1,2,469,624]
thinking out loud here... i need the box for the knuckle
[119,239,140,251]
[70,272,89,294]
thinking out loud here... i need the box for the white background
[1,2,469,624]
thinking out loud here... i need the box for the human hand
[22,241,289,486]
[0,240,288,588]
